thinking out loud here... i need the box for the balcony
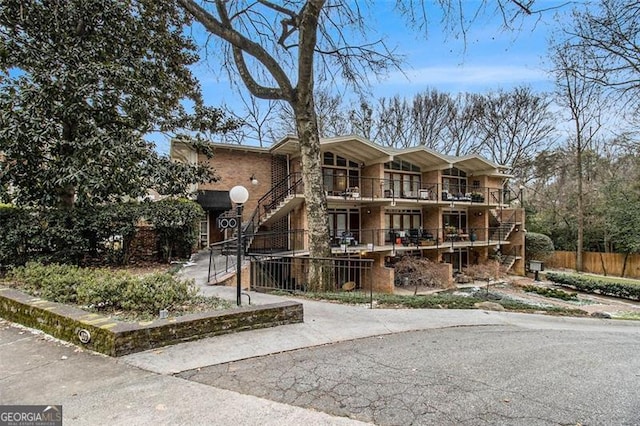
[247,226,515,256]
[324,176,504,206]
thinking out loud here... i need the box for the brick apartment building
[171,135,525,292]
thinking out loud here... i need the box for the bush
[0,200,202,267]
[394,256,452,294]
[525,232,555,263]
[121,273,197,314]
[76,270,133,310]
[6,262,201,316]
[0,205,33,269]
[546,272,640,301]
[464,261,507,282]
[7,262,90,304]
[143,199,204,262]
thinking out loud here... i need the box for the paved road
[178,325,640,425]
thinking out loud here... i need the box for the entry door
[442,249,469,273]
[210,210,226,244]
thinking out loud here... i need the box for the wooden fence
[546,251,640,279]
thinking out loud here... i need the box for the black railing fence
[250,256,374,293]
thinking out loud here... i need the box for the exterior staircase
[490,221,516,242]
[501,255,517,270]
[489,209,520,242]
[229,172,304,255]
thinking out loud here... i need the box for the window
[385,160,421,172]
[442,167,467,196]
[199,216,209,248]
[442,210,468,232]
[323,151,360,195]
[329,209,360,243]
[384,172,421,198]
[385,209,421,241]
[442,249,469,273]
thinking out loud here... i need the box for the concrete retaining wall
[0,287,303,357]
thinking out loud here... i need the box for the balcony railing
[246,226,517,256]
[324,175,504,205]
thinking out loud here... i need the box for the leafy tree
[0,0,236,209]
[144,199,204,262]
[603,179,640,276]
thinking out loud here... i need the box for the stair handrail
[207,237,241,284]
[243,172,304,252]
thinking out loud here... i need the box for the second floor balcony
[323,175,504,206]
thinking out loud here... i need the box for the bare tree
[269,88,349,138]
[176,0,400,290]
[411,89,456,150]
[551,40,606,272]
[446,93,482,156]
[312,89,349,137]
[347,100,374,140]
[471,86,556,181]
[565,0,640,114]
[223,93,281,147]
[375,95,414,148]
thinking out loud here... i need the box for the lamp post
[229,185,249,306]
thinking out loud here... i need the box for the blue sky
[361,1,569,96]
[156,1,575,153]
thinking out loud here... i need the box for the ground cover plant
[3,262,230,321]
[546,272,640,301]
[523,285,579,301]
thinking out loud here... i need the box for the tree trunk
[294,99,331,291]
[576,142,583,272]
[599,251,607,276]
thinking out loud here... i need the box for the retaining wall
[0,287,303,357]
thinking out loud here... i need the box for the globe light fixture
[229,185,249,205]
[229,185,249,306]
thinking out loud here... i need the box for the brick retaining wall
[0,287,303,357]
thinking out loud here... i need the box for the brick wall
[129,226,158,262]
[198,147,273,221]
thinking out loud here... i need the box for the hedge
[546,272,640,301]
[0,199,203,268]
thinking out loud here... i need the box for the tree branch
[177,0,294,100]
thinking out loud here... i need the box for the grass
[613,311,640,321]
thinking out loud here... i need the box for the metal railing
[325,176,505,206]
[250,255,374,293]
[244,226,516,257]
[206,237,244,284]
